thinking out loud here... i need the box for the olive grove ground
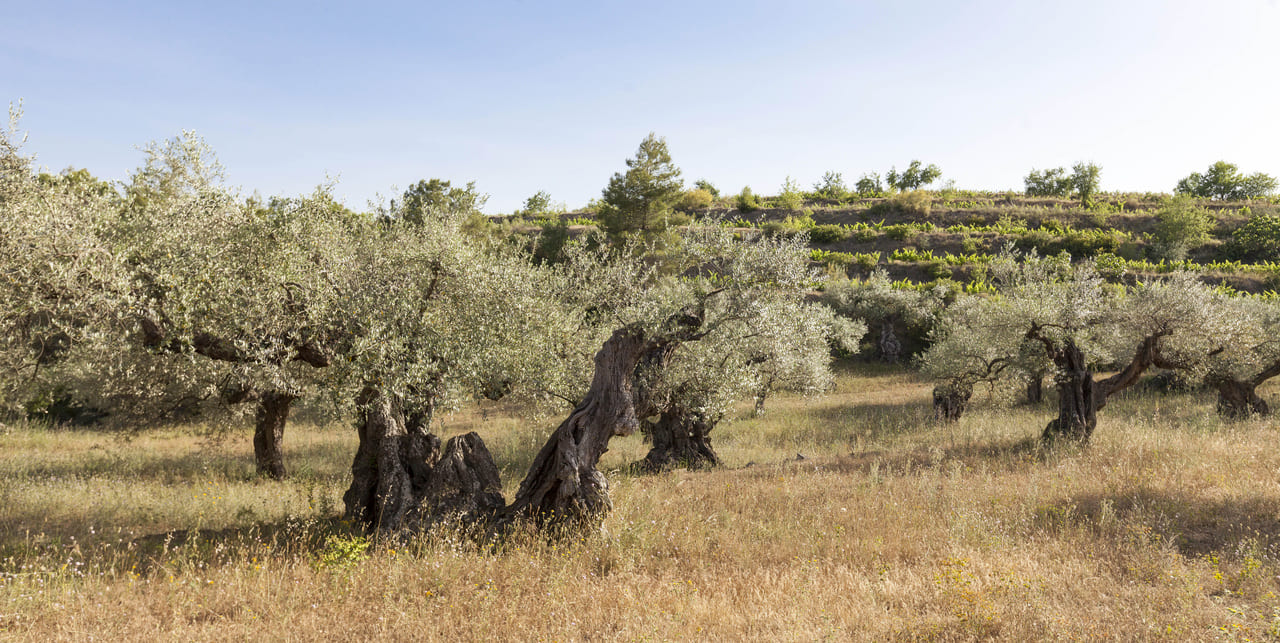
[2,365,1279,641]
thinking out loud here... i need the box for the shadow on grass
[808,400,948,441]
[0,514,360,576]
[833,436,1049,475]
[1043,488,1280,559]
[8,441,354,484]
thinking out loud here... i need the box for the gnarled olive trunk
[342,386,505,533]
[253,392,295,480]
[878,318,901,364]
[1216,378,1269,419]
[504,327,651,528]
[932,381,972,423]
[636,406,721,472]
[1043,354,1099,442]
[1036,333,1174,444]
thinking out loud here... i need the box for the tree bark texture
[636,406,721,472]
[253,392,295,480]
[341,387,505,533]
[878,318,901,365]
[932,381,972,423]
[1025,374,1044,404]
[1035,332,1176,444]
[504,327,651,528]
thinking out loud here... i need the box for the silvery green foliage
[1195,296,1280,385]
[822,269,944,331]
[527,221,856,416]
[921,250,1232,399]
[0,108,136,416]
[1,120,573,427]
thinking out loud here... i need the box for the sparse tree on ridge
[1176,161,1278,201]
[886,161,942,192]
[597,133,686,242]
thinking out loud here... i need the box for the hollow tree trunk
[878,319,901,364]
[253,392,295,480]
[932,381,972,423]
[1216,378,1269,419]
[636,406,721,472]
[342,386,505,533]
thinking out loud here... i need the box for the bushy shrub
[809,224,850,244]
[1024,168,1073,197]
[884,224,918,241]
[1176,161,1278,200]
[735,186,759,213]
[776,176,804,212]
[867,191,932,218]
[1149,195,1212,261]
[855,173,883,196]
[676,188,714,212]
[813,171,850,201]
[922,260,952,280]
[693,179,720,199]
[1226,214,1280,261]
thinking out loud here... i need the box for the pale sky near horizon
[4,0,1279,213]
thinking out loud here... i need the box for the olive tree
[633,297,863,472]
[921,252,1228,442]
[821,270,945,364]
[1196,296,1280,418]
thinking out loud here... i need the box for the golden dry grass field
[2,364,1279,641]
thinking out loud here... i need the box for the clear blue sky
[5,0,1279,213]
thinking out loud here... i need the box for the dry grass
[3,366,1280,641]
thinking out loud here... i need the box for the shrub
[886,161,942,191]
[1093,252,1127,280]
[867,191,932,218]
[777,176,804,212]
[855,173,883,196]
[676,188,714,212]
[693,179,720,199]
[1226,214,1280,261]
[810,224,850,244]
[1024,167,1073,197]
[735,186,759,213]
[1071,162,1101,206]
[923,260,952,280]
[1149,195,1212,261]
[884,224,918,242]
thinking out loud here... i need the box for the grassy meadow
[2,364,1280,641]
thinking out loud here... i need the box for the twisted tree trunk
[504,327,649,528]
[636,406,721,472]
[253,392,295,480]
[1037,332,1174,444]
[342,386,505,533]
[878,318,901,364]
